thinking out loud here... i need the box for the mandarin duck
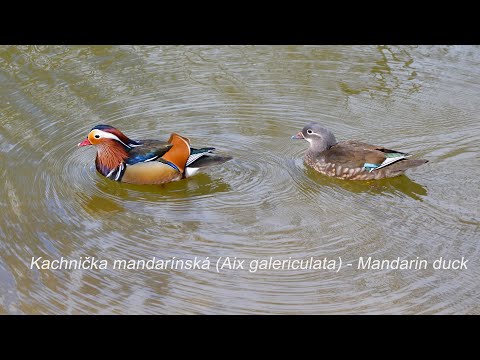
[292,122,428,180]
[78,125,232,184]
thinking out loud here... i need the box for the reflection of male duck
[78,125,232,185]
[293,123,428,180]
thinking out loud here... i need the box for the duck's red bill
[78,139,92,147]
[291,131,304,139]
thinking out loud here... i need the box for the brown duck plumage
[293,123,428,180]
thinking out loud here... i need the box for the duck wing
[126,140,173,165]
[322,140,409,170]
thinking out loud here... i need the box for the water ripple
[0,45,479,314]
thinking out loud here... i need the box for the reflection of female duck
[78,125,232,185]
[304,166,428,201]
[293,123,428,180]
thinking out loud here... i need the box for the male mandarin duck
[78,125,232,184]
[292,122,428,180]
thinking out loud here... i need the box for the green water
[0,45,478,314]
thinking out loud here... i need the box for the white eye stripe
[94,130,120,141]
[93,130,132,149]
[305,129,322,137]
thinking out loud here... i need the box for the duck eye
[94,134,100,139]
[307,129,313,134]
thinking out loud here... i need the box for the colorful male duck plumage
[79,125,232,184]
[292,122,428,180]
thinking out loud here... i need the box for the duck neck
[95,141,129,177]
[306,142,332,158]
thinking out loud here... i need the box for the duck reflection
[305,166,427,201]
[80,193,126,215]
[92,172,232,202]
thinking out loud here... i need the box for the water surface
[0,45,478,314]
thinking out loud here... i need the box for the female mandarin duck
[78,125,232,184]
[292,122,428,180]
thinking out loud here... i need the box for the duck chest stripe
[115,163,124,181]
[107,162,126,181]
[106,168,116,178]
[164,160,180,172]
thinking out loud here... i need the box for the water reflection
[339,45,421,98]
[80,194,125,215]
[1,45,479,314]
[93,172,232,201]
[304,167,428,200]
[0,259,18,314]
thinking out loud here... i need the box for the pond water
[0,45,478,314]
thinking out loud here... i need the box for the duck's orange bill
[78,138,92,147]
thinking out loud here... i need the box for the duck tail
[188,153,233,168]
[387,159,428,175]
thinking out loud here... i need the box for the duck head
[78,125,140,178]
[292,122,337,153]
[78,124,140,149]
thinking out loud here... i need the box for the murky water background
[0,45,478,314]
